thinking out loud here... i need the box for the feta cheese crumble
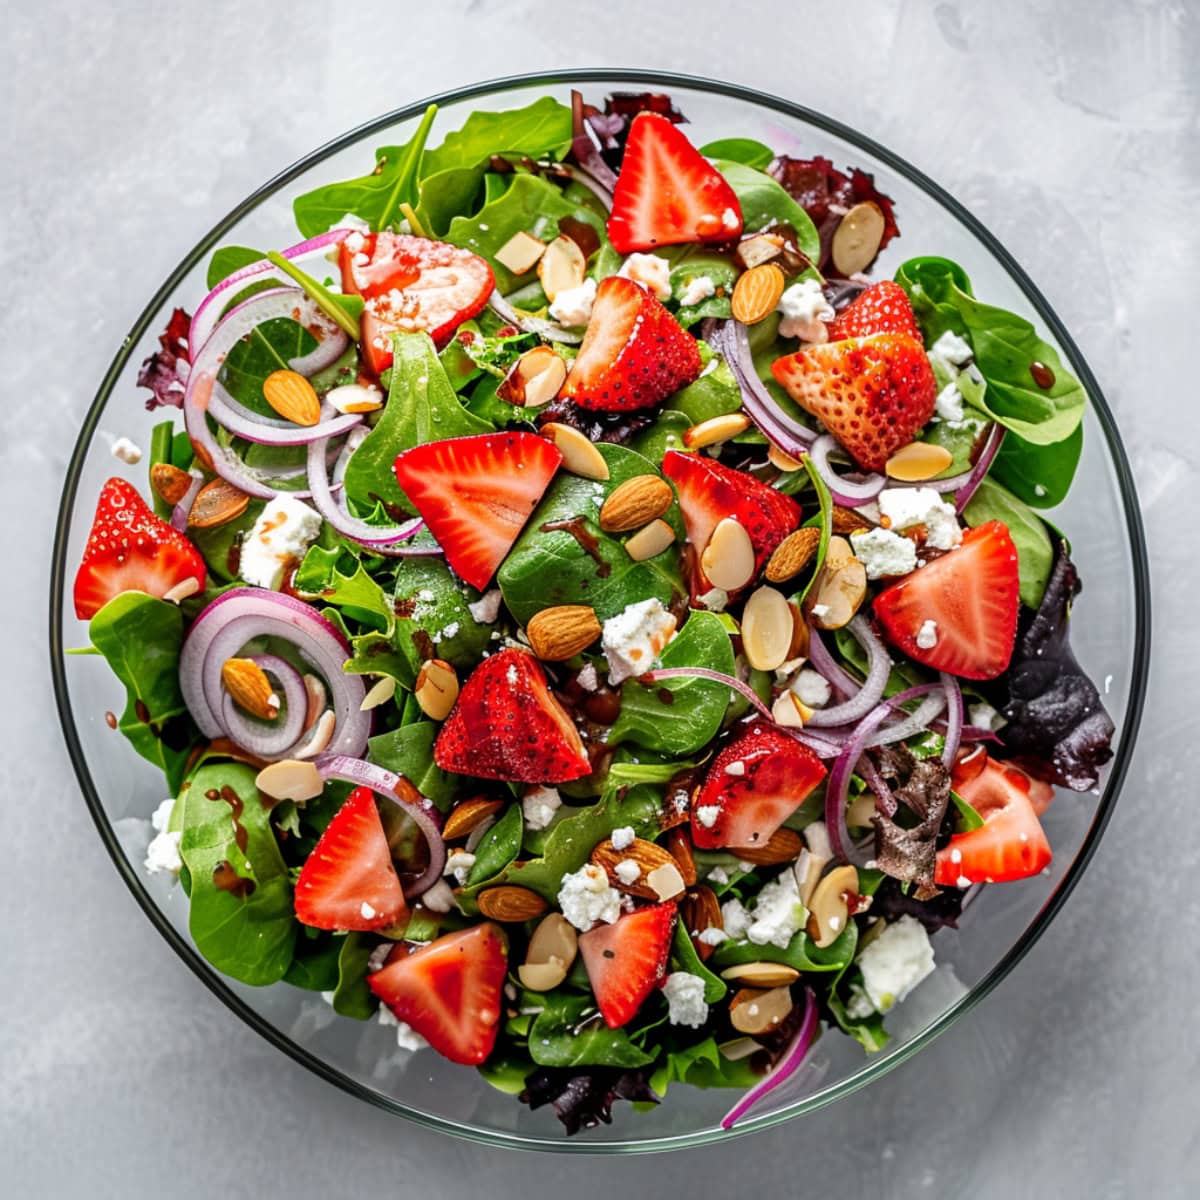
[934,381,965,423]
[661,972,709,1028]
[696,925,728,946]
[601,598,678,684]
[720,896,751,939]
[916,619,939,650]
[378,1005,429,1051]
[697,587,729,613]
[852,915,936,1014]
[110,436,143,465]
[695,805,720,829]
[522,787,562,831]
[467,588,503,625]
[791,668,832,709]
[144,797,183,877]
[419,879,458,914]
[445,850,476,886]
[850,527,919,580]
[679,274,717,307]
[777,278,834,342]
[614,859,641,886]
[744,870,808,949]
[618,252,672,300]
[239,495,323,590]
[548,277,597,327]
[611,825,636,851]
[928,330,973,371]
[558,864,622,930]
[878,487,962,551]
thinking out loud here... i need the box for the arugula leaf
[465,803,523,886]
[649,1035,761,1096]
[699,137,774,169]
[962,476,1053,607]
[179,762,297,986]
[712,161,821,260]
[528,991,655,1069]
[331,931,377,1019]
[367,722,460,812]
[609,611,736,756]
[87,593,196,793]
[670,922,726,1003]
[421,96,573,177]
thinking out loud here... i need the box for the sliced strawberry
[344,234,493,375]
[771,333,937,472]
[393,432,562,591]
[936,753,1052,886]
[607,113,743,254]
[826,281,922,342]
[559,276,702,412]
[293,786,408,932]
[578,902,676,1028]
[873,520,1020,681]
[73,477,207,620]
[690,722,826,850]
[434,648,590,783]
[368,924,508,1065]
[661,450,801,601]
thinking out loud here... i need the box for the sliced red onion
[314,754,446,898]
[805,627,861,699]
[555,162,614,211]
[825,700,894,865]
[866,687,946,747]
[940,672,964,767]
[170,469,204,531]
[486,290,583,345]
[218,654,308,759]
[805,616,891,727]
[570,89,619,193]
[721,987,818,1130]
[204,385,361,447]
[808,434,885,508]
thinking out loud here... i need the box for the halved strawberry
[434,648,590,783]
[607,113,743,254]
[393,432,562,590]
[771,333,937,472]
[73,477,207,620]
[578,901,676,1028]
[293,786,408,932]
[368,924,508,1065]
[661,450,801,601]
[873,520,1020,681]
[559,276,702,412]
[936,752,1052,886]
[690,722,826,850]
[343,233,493,375]
[826,281,922,342]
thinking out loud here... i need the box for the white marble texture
[2,1,1194,1195]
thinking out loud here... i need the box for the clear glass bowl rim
[49,68,1152,1153]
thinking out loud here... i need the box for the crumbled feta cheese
[576,663,599,692]
[725,760,746,777]
[548,277,597,327]
[854,915,936,1013]
[378,1005,429,1051]
[601,598,678,684]
[151,798,175,833]
[957,874,973,888]
[360,901,377,920]
[467,588,503,624]
[557,864,622,930]
[851,527,919,580]
[614,859,642,885]
[928,330,973,371]
[239,495,323,590]
[791,668,832,709]
[679,275,717,307]
[419,879,458,914]
[696,925,728,946]
[145,828,183,876]
[522,787,562,831]
[695,805,720,829]
[720,897,752,939]
[916,619,939,650]
[661,972,709,1028]
[744,871,807,949]
[110,436,142,464]
[968,701,1003,732]
[433,621,460,643]
[706,866,729,886]
[934,381,965,423]
[611,825,636,851]
[777,278,834,342]
[878,487,962,551]
[618,253,672,301]
[445,850,476,886]
[697,587,729,613]
[326,383,384,415]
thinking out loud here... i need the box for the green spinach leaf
[331,931,378,1019]
[367,722,460,811]
[713,161,821,260]
[206,245,264,289]
[390,555,495,675]
[528,991,655,1068]
[827,989,889,1052]
[700,138,774,169]
[670,922,727,1003]
[219,318,318,417]
[962,476,1053,607]
[649,1035,761,1095]
[465,803,523,886]
[710,921,858,975]
[991,422,1083,509]
[420,96,572,176]
[284,932,342,991]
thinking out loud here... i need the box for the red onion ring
[169,469,204,531]
[825,699,894,865]
[555,162,614,211]
[940,672,964,767]
[217,654,308,759]
[314,754,446,898]
[808,434,886,508]
[721,987,818,1130]
[486,290,583,345]
[570,89,619,193]
[883,423,1006,512]
[805,626,861,699]
[804,616,891,728]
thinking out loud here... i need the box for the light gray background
[3,1,1192,1194]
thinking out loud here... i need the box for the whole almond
[731,262,786,325]
[736,826,805,866]
[221,657,279,720]
[150,462,193,506]
[415,658,459,721]
[591,836,680,900]
[831,505,873,535]
[541,422,609,481]
[765,527,821,583]
[443,796,505,841]
[665,827,698,887]
[526,605,601,661]
[188,477,249,529]
[681,884,722,961]
[477,885,549,922]
[599,475,673,532]
[262,369,321,427]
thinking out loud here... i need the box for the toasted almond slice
[359,675,397,711]
[443,797,505,841]
[527,912,578,971]
[625,518,676,562]
[188,477,249,529]
[293,709,336,759]
[646,862,687,902]
[807,863,859,948]
[831,202,886,277]
[517,956,569,991]
[720,962,801,988]
[599,475,674,532]
[729,985,793,1035]
[734,232,786,270]
[262,369,321,427]
[326,383,383,415]
[541,422,609,481]
[150,462,194,506]
[765,527,821,583]
[495,230,547,276]
[731,263,786,325]
[767,443,805,472]
[772,690,814,729]
[414,659,459,721]
[537,235,587,301]
[221,658,278,720]
[683,412,752,450]
[741,586,793,672]
[162,577,202,604]
[254,758,325,802]
[665,827,698,887]
[701,517,755,592]
[498,346,568,407]
[809,535,867,630]
[527,605,602,661]
[477,885,549,922]
[884,441,955,482]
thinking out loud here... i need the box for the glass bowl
[49,69,1151,1152]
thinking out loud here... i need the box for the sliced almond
[700,517,755,592]
[625,518,676,562]
[682,412,751,450]
[741,586,793,672]
[293,709,336,759]
[414,658,459,721]
[359,675,397,711]
[599,475,674,533]
[537,234,587,301]
[665,827,698,888]
[807,863,859,948]
[787,601,810,660]
[521,911,578,990]
[495,230,547,276]
[736,826,804,866]
[254,758,325,802]
[809,535,867,630]
[326,383,383,415]
[517,957,569,991]
[731,262,786,325]
[719,1036,764,1062]
[831,201,886,277]
[162,577,201,604]
[721,962,801,988]
[262,369,321,427]
[734,232,786,270]
[591,836,680,900]
[729,985,793,1035]
[443,796,505,841]
[477,885,549,923]
[765,527,821,583]
[188,477,249,529]
[772,690,814,729]
[831,505,873,535]
[526,605,601,661]
[884,441,955,482]
[150,462,193,506]
[681,884,722,962]
[793,848,828,908]
[541,422,609,481]
[646,861,686,902]
[767,444,805,473]
[846,791,877,828]
[221,657,278,720]
[497,345,568,408]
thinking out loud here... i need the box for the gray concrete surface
[3,0,1193,1194]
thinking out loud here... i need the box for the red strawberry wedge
[579,902,677,1028]
[559,276,702,412]
[434,648,591,783]
[73,477,207,620]
[607,113,743,254]
[826,280,923,342]
[394,432,562,591]
[690,722,826,850]
[368,924,508,1065]
[771,333,937,472]
[294,787,409,932]
[873,520,1020,681]
[661,450,801,601]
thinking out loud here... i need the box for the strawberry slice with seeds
[826,280,922,342]
[873,520,1020,681]
[294,786,409,932]
[559,275,702,412]
[393,432,562,591]
[661,450,801,601]
[578,901,677,1028]
[368,924,508,1065]
[607,113,743,253]
[434,648,591,783]
[73,477,207,620]
[771,333,937,473]
[690,722,826,850]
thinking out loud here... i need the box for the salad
[73,89,1115,1134]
